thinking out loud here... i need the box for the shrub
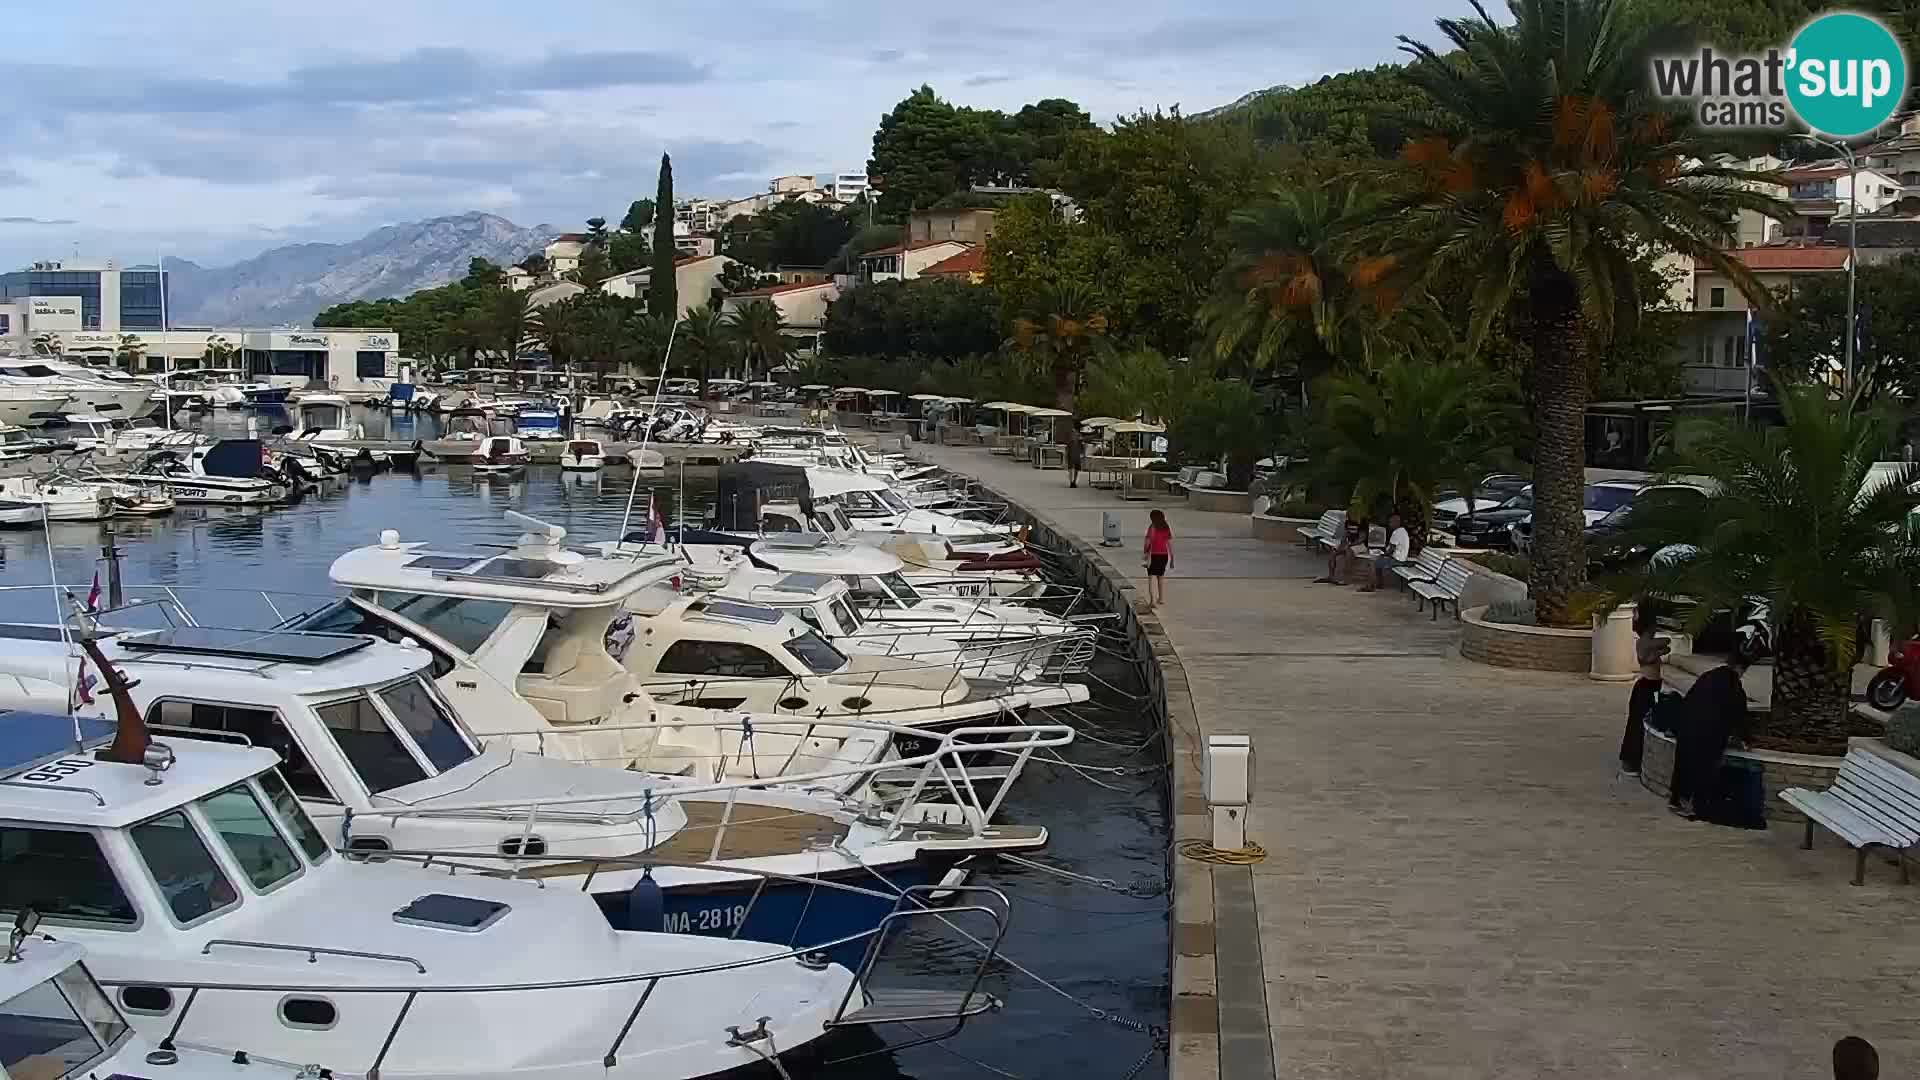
[1483,599,1537,625]
[1468,551,1531,581]
[1891,707,1920,757]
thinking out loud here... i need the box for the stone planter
[1459,605,1592,672]
[1188,488,1252,513]
[1639,724,1844,824]
[1251,513,1314,541]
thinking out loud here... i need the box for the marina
[0,402,1172,1080]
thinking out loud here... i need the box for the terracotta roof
[736,281,835,297]
[859,238,969,257]
[1699,247,1850,272]
[920,247,986,277]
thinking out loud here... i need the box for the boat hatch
[404,554,485,571]
[392,894,510,932]
[0,710,115,780]
[757,533,833,551]
[691,599,785,625]
[119,627,373,663]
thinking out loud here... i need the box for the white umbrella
[941,396,973,404]
[749,380,781,387]
[980,401,1016,410]
[1027,407,1072,418]
[833,386,869,394]
[908,393,945,401]
[800,383,830,390]
[869,389,901,397]
[1080,416,1123,428]
[1002,403,1037,413]
[1111,421,1166,433]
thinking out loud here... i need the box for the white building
[543,234,590,275]
[832,172,871,204]
[856,239,971,283]
[603,254,736,318]
[722,280,837,356]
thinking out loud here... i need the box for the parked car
[1509,481,1648,554]
[1431,473,1531,532]
[1450,487,1535,549]
[1583,483,1712,568]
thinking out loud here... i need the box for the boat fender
[626,871,665,933]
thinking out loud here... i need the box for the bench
[1409,559,1473,619]
[1779,747,1920,885]
[1296,509,1346,551]
[1392,547,1450,591]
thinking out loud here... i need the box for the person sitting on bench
[1317,517,1365,584]
[1363,512,1412,592]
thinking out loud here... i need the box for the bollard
[1204,734,1254,850]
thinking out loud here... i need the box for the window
[784,630,847,674]
[1709,287,1726,308]
[1,965,128,1079]
[877,571,922,603]
[385,594,513,655]
[1583,485,1640,512]
[316,697,429,793]
[830,595,864,632]
[258,770,331,862]
[762,512,803,533]
[355,351,387,379]
[288,599,454,677]
[278,997,338,1030]
[656,640,790,678]
[0,827,137,926]
[377,679,475,772]
[1722,336,1737,367]
[147,699,334,802]
[129,811,239,924]
[200,785,301,892]
[877,489,911,513]
[118,986,174,1015]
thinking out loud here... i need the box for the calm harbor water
[1,407,1170,1080]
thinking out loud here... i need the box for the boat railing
[377,720,1073,838]
[200,939,428,973]
[0,583,338,631]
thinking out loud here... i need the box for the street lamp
[1796,134,1860,396]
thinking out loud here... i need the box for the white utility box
[1203,734,1254,850]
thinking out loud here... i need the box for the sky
[0,1,1444,269]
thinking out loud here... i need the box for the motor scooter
[1867,638,1920,710]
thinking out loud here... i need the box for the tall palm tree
[487,288,534,375]
[1200,178,1398,378]
[1315,354,1516,547]
[115,334,146,374]
[1011,280,1109,452]
[528,296,587,373]
[1615,390,1920,744]
[203,335,235,370]
[677,304,731,395]
[628,313,677,381]
[1387,0,1788,624]
[725,299,792,381]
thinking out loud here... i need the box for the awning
[1027,407,1072,418]
[1111,421,1167,433]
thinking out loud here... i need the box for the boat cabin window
[876,488,911,513]
[783,630,847,674]
[830,595,864,632]
[375,678,475,772]
[146,700,335,803]
[845,571,919,606]
[838,491,884,516]
[199,784,301,892]
[762,512,803,533]
[315,697,428,793]
[384,595,514,656]
[128,811,239,925]
[657,640,790,679]
[257,770,331,862]
[0,827,137,928]
[0,963,130,1079]
[290,600,455,679]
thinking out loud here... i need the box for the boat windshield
[876,488,911,513]
[830,594,864,632]
[784,629,847,674]
[383,593,514,654]
[257,770,332,862]
[0,963,129,1079]
[876,571,921,604]
[199,784,302,892]
[377,677,476,772]
[287,598,455,678]
[129,810,239,925]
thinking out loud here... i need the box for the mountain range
[165,212,557,327]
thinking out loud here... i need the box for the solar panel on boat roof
[405,554,484,571]
[0,623,92,642]
[775,572,837,591]
[119,627,372,663]
[757,533,831,550]
[0,711,116,780]
[698,599,785,624]
[473,556,558,580]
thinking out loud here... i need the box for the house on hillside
[602,254,736,317]
[1676,246,1849,394]
[907,207,998,246]
[723,280,838,357]
[857,239,971,283]
[919,246,986,284]
[1780,161,1903,240]
[544,234,589,275]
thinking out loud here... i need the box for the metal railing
[200,939,427,973]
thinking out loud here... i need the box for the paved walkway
[917,443,1920,1080]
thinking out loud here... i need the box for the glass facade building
[0,267,170,330]
[119,270,166,328]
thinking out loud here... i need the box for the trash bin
[1591,603,1638,682]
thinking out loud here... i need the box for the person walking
[1143,509,1173,607]
[1066,436,1084,489]
[1619,605,1671,777]
[1669,651,1751,819]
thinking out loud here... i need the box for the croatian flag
[73,657,96,707]
[84,572,101,613]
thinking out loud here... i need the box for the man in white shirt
[1363,512,1413,592]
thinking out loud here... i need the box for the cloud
[0,217,77,225]
[866,48,905,63]
[0,168,28,187]
[962,73,1013,88]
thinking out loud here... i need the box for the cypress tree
[647,153,677,321]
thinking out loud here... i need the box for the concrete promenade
[917,443,1920,1080]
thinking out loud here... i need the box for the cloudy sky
[1,1,1443,269]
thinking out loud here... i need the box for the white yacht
[559,438,606,471]
[108,439,288,505]
[0,477,114,522]
[0,385,69,429]
[0,361,154,420]
[289,393,363,443]
[0,709,885,1079]
[0,424,39,463]
[53,414,117,451]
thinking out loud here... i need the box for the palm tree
[528,296,587,373]
[203,335,235,370]
[1200,178,1398,378]
[1615,390,1920,744]
[114,334,146,374]
[486,287,534,375]
[725,299,792,381]
[30,332,61,358]
[1011,280,1109,454]
[677,304,731,394]
[629,313,677,381]
[1388,0,1788,624]
[1315,354,1516,547]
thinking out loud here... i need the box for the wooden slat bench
[1392,547,1449,592]
[1409,559,1473,619]
[1296,509,1346,551]
[1779,747,1920,885]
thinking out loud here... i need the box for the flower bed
[1458,604,1591,672]
[1187,488,1252,513]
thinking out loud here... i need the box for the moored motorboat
[560,437,606,471]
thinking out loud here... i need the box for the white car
[1508,480,1647,553]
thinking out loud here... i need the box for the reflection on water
[0,406,1170,1080]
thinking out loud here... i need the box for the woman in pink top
[1143,509,1173,605]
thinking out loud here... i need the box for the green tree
[677,303,732,392]
[585,217,609,248]
[607,231,649,274]
[1010,279,1110,452]
[1758,252,1920,402]
[1208,65,1444,161]
[529,295,589,372]
[867,86,998,216]
[986,193,1125,340]
[463,258,505,290]
[519,253,550,278]
[725,298,792,380]
[486,287,534,373]
[1386,0,1789,624]
[1313,355,1518,546]
[823,278,1001,361]
[1165,376,1280,490]
[629,312,677,378]
[567,246,613,291]
[1616,390,1920,745]
[203,335,236,368]
[1080,348,1179,423]
[648,154,678,318]
[115,334,146,373]
[620,199,656,234]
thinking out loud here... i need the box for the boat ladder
[825,884,1009,1050]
